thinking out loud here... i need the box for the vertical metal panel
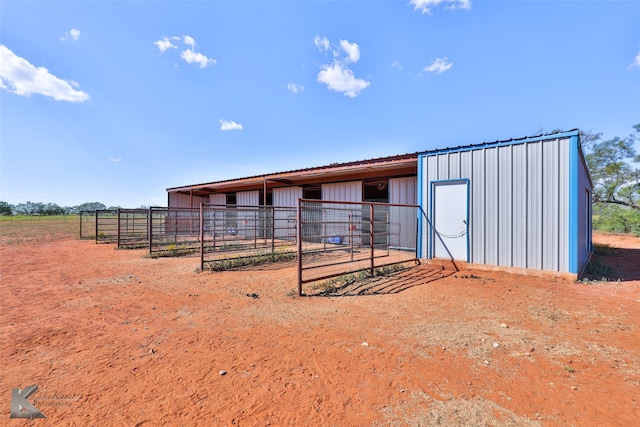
[169,192,206,208]
[471,149,485,264]
[419,156,430,257]
[558,140,569,272]
[448,152,461,179]
[439,154,450,179]
[273,186,303,207]
[389,177,416,205]
[390,177,417,249]
[541,139,559,271]
[460,151,473,260]
[209,194,226,205]
[237,190,260,206]
[527,141,543,270]
[321,181,362,202]
[512,143,528,268]
[498,145,513,266]
[577,141,593,271]
[484,148,499,266]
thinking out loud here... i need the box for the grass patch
[204,250,296,271]
[0,215,80,245]
[150,244,199,258]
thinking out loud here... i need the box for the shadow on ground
[309,265,455,297]
[582,246,640,282]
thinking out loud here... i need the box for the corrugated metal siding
[322,181,362,245]
[498,145,513,266]
[209,194,226,205]
[527,142,543,270]
[168,192,207,208]
[512,144,528,268]
[237,191,260,207]
[273,186,303,207]
[577,143,593,272]
[389,177,417,249]
[322,181,362,202]
[420,136,574,273]
[471,149,485,264]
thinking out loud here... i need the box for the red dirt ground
[1,232,639,426]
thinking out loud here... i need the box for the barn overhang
[167,154,418,197]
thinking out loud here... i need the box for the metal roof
[167,130,579,195]
[167,152,419,194]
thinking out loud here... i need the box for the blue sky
[1,0,639,208]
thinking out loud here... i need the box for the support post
[297,199,303,296]
[116,209,121,249]
[200,203,204,272]
[148,207,153,256]
[370,204,375,276]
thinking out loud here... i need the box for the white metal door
[432,180,468,261]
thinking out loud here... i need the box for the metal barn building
[166,129,593,278]
[418,130,593,277]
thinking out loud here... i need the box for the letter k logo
[10,385,46,419]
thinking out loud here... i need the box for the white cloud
[317,61,371,98]
[410,0,471,14]
[108,158,122,162]
[424,57,453,74]
[60,28,81,42]
[391,61,403,69]
[286,83,305,93]
[155,35,215,68]
[154,37,177,53]
[219,119,243,131]
[183,35,196,49]
[315,36,371,98]
[181,49,215,68]
[314,35,330,51]
[340,40,360,63]
[0,44,90,102]
[629,49,640,70]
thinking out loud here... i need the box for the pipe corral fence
[95,209,118,243]
[81,201,455,296]
[199,204,298,271]
[296,199,437,296]
[149,207,201,256]
[79,210,96,240]
[117,209,150,249]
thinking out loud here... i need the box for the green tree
[585,124,640,212]
[74,202,107,212]
[0,201,13,216]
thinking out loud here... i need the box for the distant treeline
[0,201,126,216]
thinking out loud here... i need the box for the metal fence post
[297,199,303,296]
[116,209,121,248]
[200,203,204,272]
[370,204,375,276]
[148,207,153,255]
[271,207,275,255]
